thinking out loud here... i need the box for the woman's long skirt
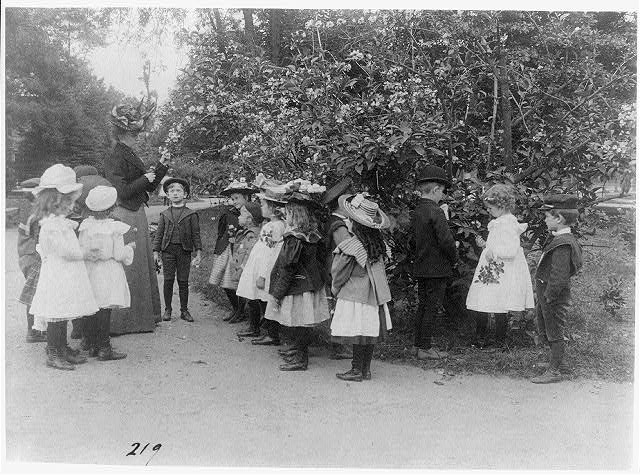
[109,205,161,334]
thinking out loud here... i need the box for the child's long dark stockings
[164,278,189,311]
[224,289,239,310]
[351,344,374,374]
[475,312,508,345]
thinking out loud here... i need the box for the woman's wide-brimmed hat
[415,165,451,188]
[162,177,190,196]
[220,177,258,196]
[280,179,326,208]
[32,164,83,196]
[110,97,157,133]
[85,185,118,212]
[78,174,112,207]
[322,177,353,205]
[339,193,390,230]
[256,188,288,205]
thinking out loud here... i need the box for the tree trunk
[269,9,283,66]
[499,53,514,171]
[213,9,227,53]
[243,9,255,46]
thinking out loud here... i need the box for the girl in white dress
[29,164,99,371]
[236,190,287,339]
[79,185,134,361]
[465,184,534,348]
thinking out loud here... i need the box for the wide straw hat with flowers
[280,179,326,207]
[338,193,391,230]
[220,177,258,196]
[32,164,83,196]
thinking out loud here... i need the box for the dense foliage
[155,9,636,296]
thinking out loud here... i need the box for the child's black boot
[96,310,127,361]
[361,344,374,380]
[337,344,363,381]
[531,341,564,384]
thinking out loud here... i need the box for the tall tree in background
[5,8,123,180]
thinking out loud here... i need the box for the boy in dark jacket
[411,165,461,360]
[153,177,202,323]
[531,194,582,384]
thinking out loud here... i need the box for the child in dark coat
[153,177,202,322]
[531,194,583,384]
[411,165,463,360]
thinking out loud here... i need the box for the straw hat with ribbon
[338,193,390,230]
[32,164,83,196]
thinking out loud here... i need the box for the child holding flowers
[465,184,534,348]
[209,178,257,321]
[236,189,287,340]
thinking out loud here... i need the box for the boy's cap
[322,177,352,205]
[163,177,190,196]
[540,194,579,210]
[416,165,451,188]
[243,202,263,223]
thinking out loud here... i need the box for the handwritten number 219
[127,443,162,456]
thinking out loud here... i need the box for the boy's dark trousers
[162,243,192,311]
[414,277,465,350]
[535,281,570,369]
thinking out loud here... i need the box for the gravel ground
[3,228,636,469]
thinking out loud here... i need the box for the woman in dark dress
[104,101,169,334]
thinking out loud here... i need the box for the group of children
[18,164,132,370]
[18,162,582,384]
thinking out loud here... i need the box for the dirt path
[3,229,636,469]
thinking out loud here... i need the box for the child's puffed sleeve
[37,217,84,261]
[271,220,286,242]
[331,251,357,297]
[269,236,303,301]
[111,221,134,265]
[486,221,521,259]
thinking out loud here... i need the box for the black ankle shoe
[26,330,47,343]
[336,368,363,382]
[180,309,194,322]
[252,335,281,346]
[237,327,260,338]
[162,310,172,321]
[97,346,127,361]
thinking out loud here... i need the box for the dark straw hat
[163,177,190,196]
[416,165,451,188]
[73,165,99,179]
